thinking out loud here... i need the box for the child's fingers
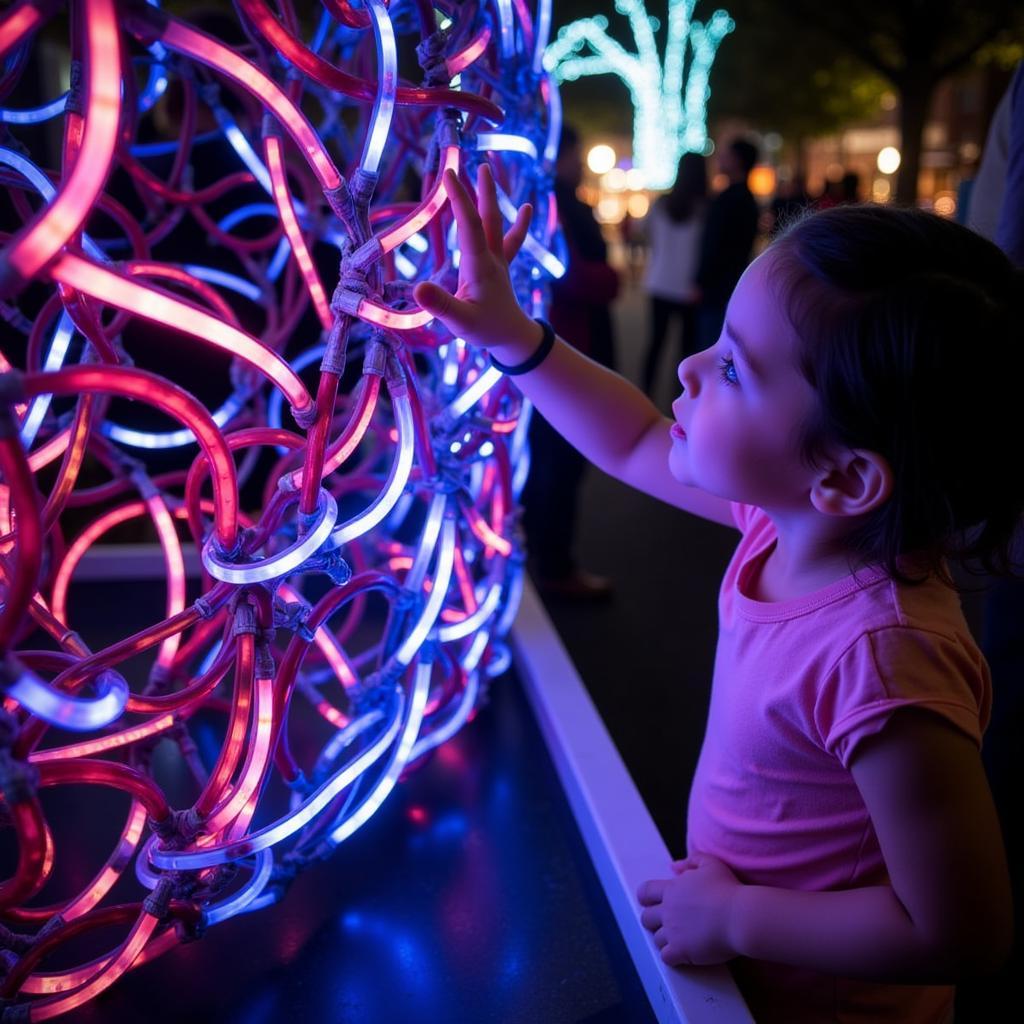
[639,906,662,931]
[636,879,665,905]
[476,164,504,258]
[443,169,490,267]
[413,280,475,334]
[671,857,696,874]
[502,202,533,264]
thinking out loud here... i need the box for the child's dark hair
[768,204,1024,583]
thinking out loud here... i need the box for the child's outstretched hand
[413,164,543,363]
[637,854,741,966]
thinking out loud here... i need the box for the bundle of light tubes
[0,0,566,1016]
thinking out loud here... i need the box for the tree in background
[544,1,734,189]
[781,0,1024,204]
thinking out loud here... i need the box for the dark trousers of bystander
[642,295,700,397]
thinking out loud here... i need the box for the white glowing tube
[328,393,414,546]
[203,849,274,926]
[202,489,338,584]
[393,516,456,666]
[461,631,490,672]
[326,659,431,844]
[437,580,502,641]
[493,183,565,278]
[216,109,272,194]
[495,564,525,636]
[149,700,403,870]
[20,312,74,447]
[443,364,502,419]
[307,709,385,794]
[544,77,562,166]
[359,0,397,177]
[4,667,128,731]
[103,393,244,450]
[405,492,446,594]
[533,0,554,75]
[442,338,464,389]
[496,0,514,56]
[410,665,479,759]
[394,251,417,278]
[477,133,538,160]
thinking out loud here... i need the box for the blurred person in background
[640,152,708,402]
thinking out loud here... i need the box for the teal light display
[544,0,734,190]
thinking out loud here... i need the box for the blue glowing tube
[492,181,565,278]
[325,659,432,845]
[183,265,263,302]
[203,849,274,926]
[130,130,220,158]
[149,700,403,870]
[3,667,128,731]
[306,710,385,793]
[495,562,525,637]
[460,629,491,673]
[323,659,428,843]
[202,489,338,585]
[359,0,397,177]
[0,95,68,124]
[477,132,538,160]
[441,338,464,389]
[393,516,456,667]
[267,236,291,282]
[409,660,481,761]
[20,312,75,447]
[216,203,279,233]
[328,393,415,546]
[0,148,106,262]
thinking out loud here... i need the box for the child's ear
[810,448,892,518]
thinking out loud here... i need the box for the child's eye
[718,356,739,387]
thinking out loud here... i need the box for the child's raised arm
[413,165,735,528]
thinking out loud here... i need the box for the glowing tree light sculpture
[544,0,734,189]
[0,0,565,1016]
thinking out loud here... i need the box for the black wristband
[490,319,556,376]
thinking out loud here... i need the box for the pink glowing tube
[28,912,160,1021]
[20,367,240,550]
[447,26,491,76]
[378,146,461,254]
[264,134,332,331]
[0,2,55,64]
[49,254,313,419]
[143,489,187,672]
[0,0,120,295]
[232,0,503,123]
[124,5,342,192]
[0,798,48,911]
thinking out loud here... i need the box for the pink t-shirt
[687,504,990,1023]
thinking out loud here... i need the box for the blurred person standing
[521,125,620,601]
[693,137,760,350]
[640,152,708,400]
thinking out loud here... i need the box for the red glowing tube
[0,0,121,295]
[233,0,503,123]
[0,428,43,655]
[458,495,512,557]
[299,371,341,517]
[40,394,97,535]
[126,6,342,192]
[50,254,313,419]
[265,135,332,331]
[125,262,242,327]
[21,367,240,550]
[0,799,48,911]
[37,759,171,824]
[29,715,177,764]
[0,2,51,63]
[144,491,187,672]
[195,631,255,818]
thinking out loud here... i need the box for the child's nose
[678,353,699,394]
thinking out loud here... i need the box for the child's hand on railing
[414,164,543,363]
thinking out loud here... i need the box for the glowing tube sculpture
[0,0,562,1014]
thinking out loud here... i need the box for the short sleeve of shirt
[731,502,761,534]
[814,626,987,769]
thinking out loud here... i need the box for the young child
[414,165,1020,1022]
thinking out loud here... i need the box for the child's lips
[670,422,687,440]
